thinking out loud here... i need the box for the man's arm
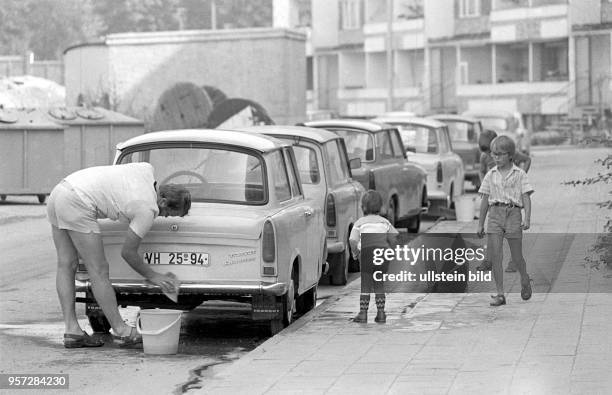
[121,229,179,293]
[477,194,490,238]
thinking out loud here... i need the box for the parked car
[301,119,428,232]
[239,125,365,285]
[462,109,530,154]
[373,116,464,215]
[75,129,326,335]
[429,114,483,189]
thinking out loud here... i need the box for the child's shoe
[504,260,517,272]
[374,310,386,323]
[353,311,367,323]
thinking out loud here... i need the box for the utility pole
[386,0,394,111]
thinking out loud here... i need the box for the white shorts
[46,181,100,234]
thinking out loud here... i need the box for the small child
[349,190,399,323]
[477,136,534,306]
[478,129,532,272]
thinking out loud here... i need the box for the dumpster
[0,108,65,203]
[48,107,144,175]
[0,107,144,203]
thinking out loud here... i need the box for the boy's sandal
[504,266,517,273]
[490,294,506,307]
[63,332,105,348]
[113,326,142,348]
[521,277,533,301]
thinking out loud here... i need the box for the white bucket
[136,309,182,355]
[455,195,475,222]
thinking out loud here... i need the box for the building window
[459,0,480,17]
[533,40,568,82]
[341,0,362,30]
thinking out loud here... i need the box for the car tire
[270,266,297,335]
[387,198,396,226]
[328,250,348,285]
[407,213,421,233]
[86,303,111,334]
[296,285,317,314]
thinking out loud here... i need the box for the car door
[373,130,399,218]
[439,127,464,196]
[283,147,320,288]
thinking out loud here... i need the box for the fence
[0,55,64,85]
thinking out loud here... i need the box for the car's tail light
[368,171,376,190]
[326,194,337,228]
[436,162,443,183]
[262,220,275,263]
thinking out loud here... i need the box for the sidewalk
[202,213,611,394]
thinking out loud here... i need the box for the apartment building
[309,0,612,132]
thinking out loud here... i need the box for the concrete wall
[424,0,454,39]
[569,0,600,26]
[64,44,110,107]
[64,28,307,128]
[312,0,339,48]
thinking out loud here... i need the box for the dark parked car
[302,119,428,233]
[429,114,483,189]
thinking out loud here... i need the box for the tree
[92,0,182,35]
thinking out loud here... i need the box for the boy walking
[477,136,534,306]
[349,190,399,323]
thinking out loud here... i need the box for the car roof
[372,116,446,129]
[236,125,339,144]
[429,113,480,123]
[116,129,288,153]
[302,119,392,133]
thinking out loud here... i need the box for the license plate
[144,252,209,266]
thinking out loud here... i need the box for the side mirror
[349,157,361,169]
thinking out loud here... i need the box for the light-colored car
[462,109,530,154]
[75,129,326,335]
[302,119,428,232]
[429,114,483,189]
[239,125,365,285]
[373,116,464,215]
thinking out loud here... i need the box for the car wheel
[297,285,317,314]
[270,267,297,335]
[387,198,396,226]
[86,303,111,334]
[329,250,348,285]
[407,213,421,233]
[37,194,46,204]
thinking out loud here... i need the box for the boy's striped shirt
[479,164,534,207]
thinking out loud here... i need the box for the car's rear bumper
[75,279,288,297]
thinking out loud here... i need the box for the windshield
[118,145,266,204]
[393,124,437,154]
[332,129,374,162]
[480,117,508,131]
[445,121,474,143]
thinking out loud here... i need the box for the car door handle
[304,209,313,217]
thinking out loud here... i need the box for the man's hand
[147,272,180,294]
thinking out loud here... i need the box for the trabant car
[373,116,464,215]
[239,125,365,285]
[429,114,483,189]
[462,109,530,154]
[302,119,427,233]
[75,129,326,335]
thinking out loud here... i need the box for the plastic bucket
[136,309,182,355]
[455,195,475,222]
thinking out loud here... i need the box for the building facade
[309,0,612,132]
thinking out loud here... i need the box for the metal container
[0,108,65,203]
[0,107,144,203]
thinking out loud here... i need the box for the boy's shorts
[487,205,522,239]
[46,180,100,234]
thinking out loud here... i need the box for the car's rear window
[480,117,508,131]
[445,121,475,143]
[332,129,374,162]
[393,124,437,154]
[118,146,266,204]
